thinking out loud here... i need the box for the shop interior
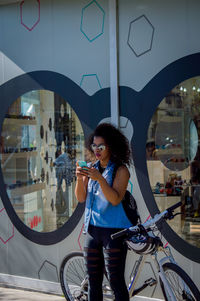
[0,90,85,232]
[146,76,200,248]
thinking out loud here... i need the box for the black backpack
[112,165,141,226]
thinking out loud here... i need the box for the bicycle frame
[153,245,192,301]
[154,246,177,301]
[127,243,189,300]
[128,254,147,297]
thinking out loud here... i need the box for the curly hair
[86,123,132,166]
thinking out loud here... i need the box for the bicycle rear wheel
[60,252,87,301]
[160,262,200,301]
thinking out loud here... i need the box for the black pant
[84,225,129,301]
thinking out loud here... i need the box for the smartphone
[78,160,88,170]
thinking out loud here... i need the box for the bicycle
[60,201,200,300]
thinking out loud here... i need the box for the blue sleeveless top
[84,160,132,233]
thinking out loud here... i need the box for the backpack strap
[112,164,141,226]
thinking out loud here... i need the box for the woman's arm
[75,164,89,203]
[87,165,130,206]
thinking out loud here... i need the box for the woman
[75,123,132,301]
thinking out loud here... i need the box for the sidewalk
[0,286,164,301]
[0,287,64,301]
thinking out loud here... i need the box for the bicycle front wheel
[160,262,200,301]
[60,252,114,301]
[60,252,87,301]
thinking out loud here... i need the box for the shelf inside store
[159,115,182,123]
[1,151,38,160]
[9,182,46,198]
[156,148,183,156]
[12,203,24,214]
[154,194,181,197]
[4,118,36,126]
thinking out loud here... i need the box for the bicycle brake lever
[167,211,182,220]
[173,212,183,218]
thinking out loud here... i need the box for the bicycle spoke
[70,259,84,282]
[65,258,85,285]
[167,271,182,299]
[66,275,81,286]
[76,258,85,275]
[65,267,82,285]
[66,265,81,282]
[160,263,199,301]
[169,275,184,299]
[168,270,194,300]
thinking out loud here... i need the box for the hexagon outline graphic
[0,208,15,244]
[80,73,102,90]
[20,0,40,32]
[38,260,59,281]
[80,0,105,42]
[78,223,84,251]
[127,14,155,57]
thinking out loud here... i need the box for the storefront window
[0,90,85,232]
[147,77,200,248]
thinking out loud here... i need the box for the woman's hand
[76,162,89,179]
[75,162,89,203]
[86,167,103,182]
[76,163,103,182]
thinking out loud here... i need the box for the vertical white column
[109,0,119,128]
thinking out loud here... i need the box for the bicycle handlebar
[166,201,182,213]
[111,201,182,240]
[111,228,132,240]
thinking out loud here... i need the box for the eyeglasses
[90,143,106,152]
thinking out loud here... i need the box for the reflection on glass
[0,90,85,232]
[189,120,198,161]
[146,76,200,248]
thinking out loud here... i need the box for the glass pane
[146,77,200,248]
[1,90,85,232]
